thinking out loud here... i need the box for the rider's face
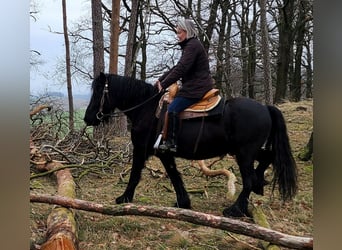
[176,27,187,42]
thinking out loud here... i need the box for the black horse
[84,73,297,217]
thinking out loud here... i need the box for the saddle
[154,83,224,149]
[157,83,223,119]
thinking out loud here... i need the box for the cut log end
[40,235,77,250]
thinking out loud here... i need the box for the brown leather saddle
[154,83,224,149]
[157,83,223,119]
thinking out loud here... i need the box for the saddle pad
[180,97,224,120]
[185,94,222,112]
[155,87,221,118]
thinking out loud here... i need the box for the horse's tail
[267,105,298,201]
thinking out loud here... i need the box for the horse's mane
[107,74,157,101]
[91,73,158,103]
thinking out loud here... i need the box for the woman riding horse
[155,18,214,153]
[84,72,297,218]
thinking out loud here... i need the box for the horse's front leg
[116,148,146,204]
[158,153,191,209]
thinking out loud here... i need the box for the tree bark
[274,0,295,103]
[62,0,74,131]
[234,3,251,98]
[291,0,309,101]
[247,1,257,99]
[214,4,226,94]
[259,0,273,105]
[91,0,105,77]
[109,0,120,74]
[298,131,313,161]
[224,3,234,98]
[304,39,313,99]
[37,163,78,250]
[91,0,106,140]
[201,1,219,52]
[124,0,139,77]
[30,194,313,249]
[104,0,122,141]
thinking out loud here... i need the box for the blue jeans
[168,96,200,113]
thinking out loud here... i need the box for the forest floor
[30,99,313,250]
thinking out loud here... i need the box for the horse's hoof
[253,180,270,195]
[253,186,264,195]
[116,195,132,204]
[222,206,250,218]
[174,201,191,209]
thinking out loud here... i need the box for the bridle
[96,77,164,121]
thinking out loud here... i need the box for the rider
[155,18,214,152]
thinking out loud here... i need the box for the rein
[96,77,164,121]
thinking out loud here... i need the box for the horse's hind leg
[158,154,191,209]
[223,156,255,217]
[253,149,273,195]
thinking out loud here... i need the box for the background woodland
[30,0,313,133]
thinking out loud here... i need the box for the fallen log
[30,104,52,118]
[30,194,313,249]
[30,105,78,249]
[191,159,237,198]
[35,162,78,250]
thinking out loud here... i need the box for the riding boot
[158,112,179,152]
[169,112,179,152]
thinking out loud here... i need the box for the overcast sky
[30,0,90,95]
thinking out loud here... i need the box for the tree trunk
[259,0,273,104]
[304,39,313,99]
[109,0,120,74]
[118,0,140,136]
[30,194,313,249]
[247,1,257,99]
[124,0,139,77]
[225,5,234,98]
[201,1,219,52]
[298,131,313,161]
[91,0,105,140]
[274,0,295,103]
[139,8,148,80]
[62,0,74,132]
[106,0,122,138]
[91,0,105,77]
[291,0,308,101]
[235,4,250,97]
[214,4,226,95]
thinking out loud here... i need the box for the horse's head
[84,72,113,126]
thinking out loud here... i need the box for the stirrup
[158,141,177,152]
[169,145,177,153]
[158,141,169,151]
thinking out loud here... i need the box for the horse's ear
[99,72,106,80]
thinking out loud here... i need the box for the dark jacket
[159,37,214,99]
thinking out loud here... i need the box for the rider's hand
[155,80,163,92]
